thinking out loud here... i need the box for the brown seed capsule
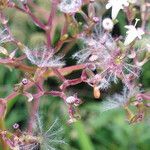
[93,86,100,99]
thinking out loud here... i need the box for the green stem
[74,121,94,150]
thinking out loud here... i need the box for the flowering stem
[61,14,68,36]
[28,96,40,133]
[52,68,66,82]
[46,0,59,48]
[79,10,89,23]
[45,91,65,100]
[10,3,46,30]
[28,79,43,133]
[47,0,59,26]
[139,93,150,100]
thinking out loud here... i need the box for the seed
[93,86,101,99]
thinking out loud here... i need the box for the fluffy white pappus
[19,143,40,150]
[73,28,116,64]
[122,62,141,78]
[99,49,141,85]
[33,115,66,150]
[101,87,129,112]
[0,28,12,44]
[24,46,65,68]
[58,0,82,14]
[73,47,92,64]
[97,78,111,90]
[97,72,118,90]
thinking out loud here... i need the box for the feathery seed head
[0,116,65,150]
[101,87,130,112]
[33,115,66,150]
[24,46,65,68]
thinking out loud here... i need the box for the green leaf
[74,121,94,150]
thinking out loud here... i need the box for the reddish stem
[46,0,59,47]
[28,79,43,133]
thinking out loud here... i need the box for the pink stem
[9,2,46,30]
[140,93,150,100]
[46,0,59,47]
[52,68,66,82]
[28,79,43,133]
[24,4,46,30]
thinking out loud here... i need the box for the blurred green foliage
[0,1,150,150]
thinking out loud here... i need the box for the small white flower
[24,46,65,68]
[58,0,82,14]
[106,0,129,20]
[102,18,114,31]
[66,96,76,104]
[124,19,144,46]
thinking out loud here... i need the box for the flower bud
[102,18,114,31]
[13,123,19,129]
[66,96,76,104]
[22,78,28,85]
[60,34,69,41]
[92,17,100,23]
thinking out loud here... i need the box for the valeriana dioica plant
[0,0,150,149]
